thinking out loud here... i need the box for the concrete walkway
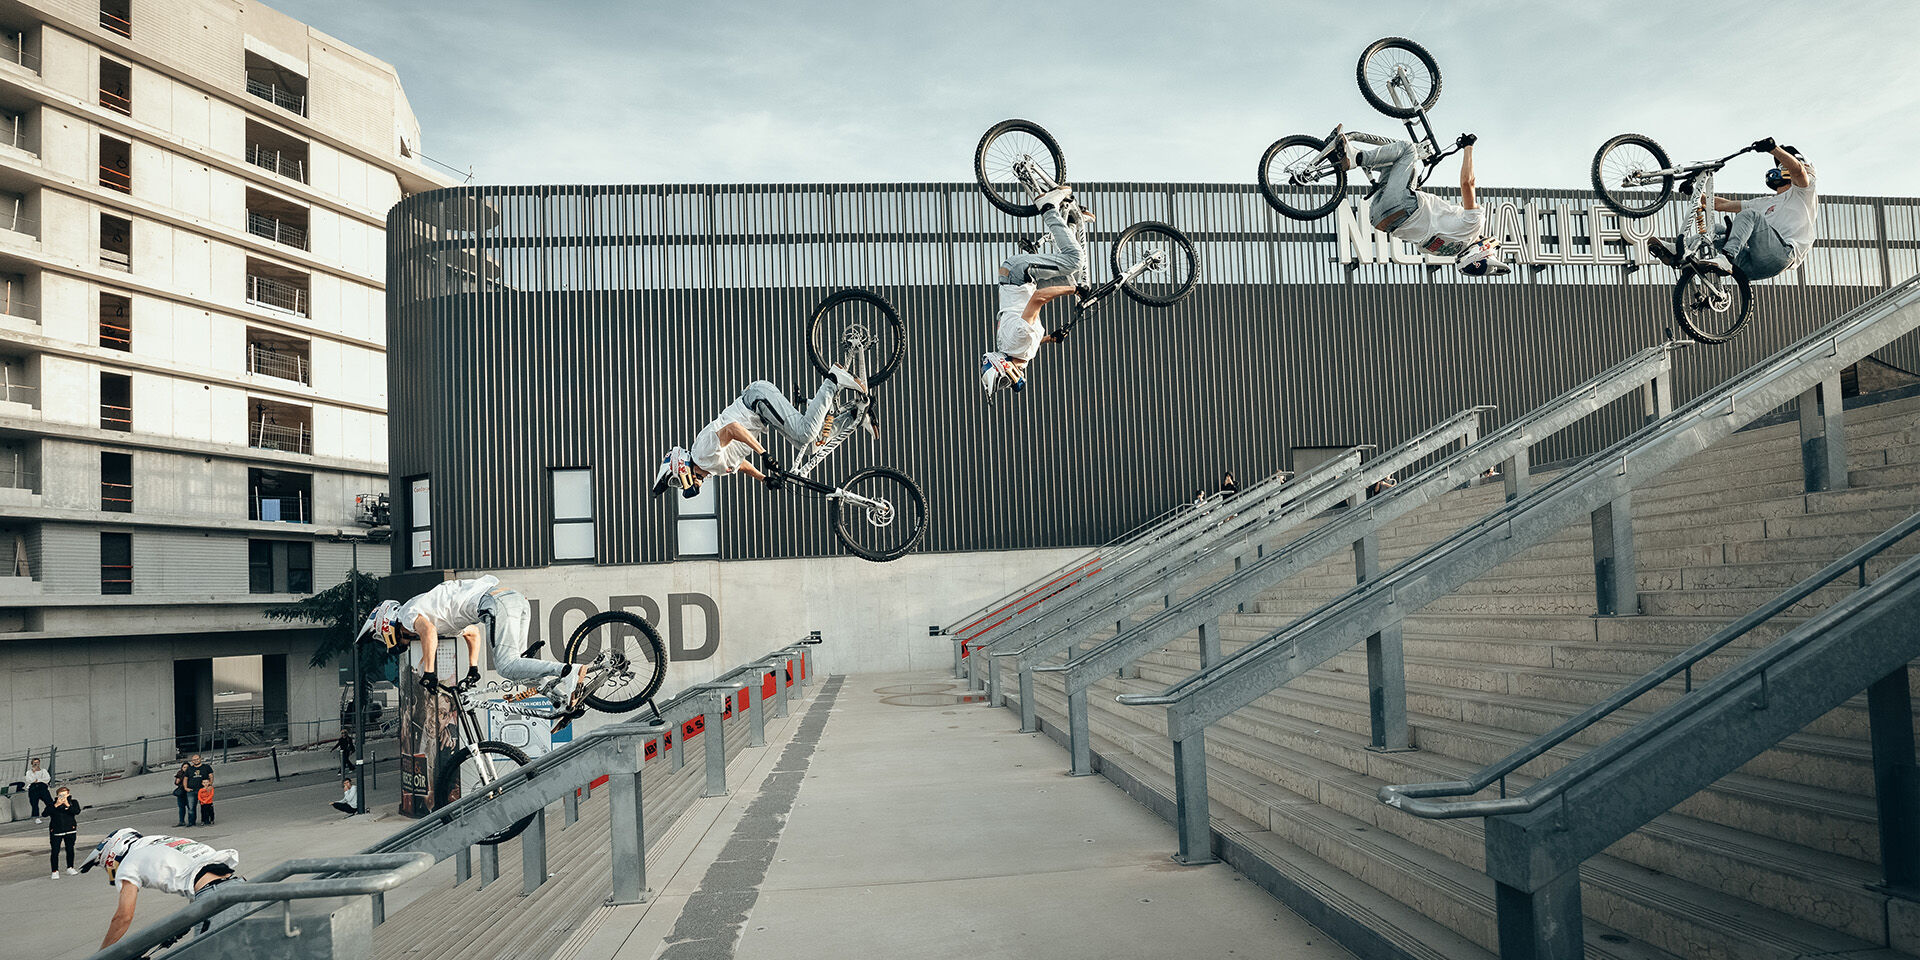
[573,672,1352,960]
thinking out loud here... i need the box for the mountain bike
[1591,135,1769,344]
[781,289,930,563]
[1257,37,1463,220]
[972,118,1201,337]
[429,610,666,844]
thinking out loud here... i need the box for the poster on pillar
[397,640,461,818]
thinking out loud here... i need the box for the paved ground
[0,757,441,960]
[572,672,1353,960]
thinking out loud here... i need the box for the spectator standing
[48,785,80,878]
[179,755,213,827]
[172,763,191,827]
[330,779,358,816]
[333,730,355,777]
[1220,471,1239,502]
[24,756,52,823]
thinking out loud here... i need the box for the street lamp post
[336,524,388,816]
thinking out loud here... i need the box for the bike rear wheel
[564,610,667,715]
[1672,264,1753,344]
[806,288,906,388]
[1258,134,1349,221]
[1357,37,1441,118]
[434,741,534,845]
[830,466,928,562]
[1591,134,1674,219]
[1111,221,1200,307]
[974,119,1065,217]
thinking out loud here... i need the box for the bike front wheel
[1258,134,1349,221]
[830,467,928,562]
[1357,37,1441,118]
[1672,265,1752,344]
[1111,221,1200,307]
[434,740,535,845]
[564,610,668,715]
[1591,134,1674,219]
[974,119,1065,217]
[806,288,907,388]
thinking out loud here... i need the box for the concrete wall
[451,547,1085,692]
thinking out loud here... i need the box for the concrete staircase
[1013,389,1920,960]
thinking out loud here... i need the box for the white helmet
[81,827,143,879]
[357,600,403,649]
[650,446,698,499]
[1457,238,1511,277]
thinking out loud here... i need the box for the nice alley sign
[1334,197,1659,267]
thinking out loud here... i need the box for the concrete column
[1503,444,1532,502]
[454,848,470,885]
[1068,688,1093,777]
[476,844,498,889]
[702,701,727,798]
[563,788,579,826]
[1018,667,1038,734]
[1494,870,1585,960]
[1591,494,1638,617]
[1172,731,1217,865]
[1198,618,1221,670]
[1869,667,1920,892]
[1799,377,1849,493]
[520,806,548,895]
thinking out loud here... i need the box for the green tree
[266,570,391,674]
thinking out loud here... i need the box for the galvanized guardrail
[1113,272,1920,865]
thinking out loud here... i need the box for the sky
[266,0,1920,196]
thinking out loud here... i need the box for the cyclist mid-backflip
[82,828,244,949]
[1647,138,1816,282]
[651,364,868,498]
[1325,128,1509,277]
[358,575,587,719]
[980,184,1092,394]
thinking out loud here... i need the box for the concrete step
[1045,682,1893,960]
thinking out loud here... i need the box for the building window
[245,188,309,250]
[248,467,311,523]
[99,1,131,38]
[100,293,130,350]
[98,57,130,115]
[101,531,130,594]
[676,479,719,557]
[245,257,308,316]
[249,540,312,593]
[0,271,31,321]
[551,468,594,561]
[244,52,306,116]
[100,371,130,431]
[249,398,312,454]
[98,134,130,192]
[246,328,309,383]
[0,25,39,73]
[100,213,131,271]
[406,476,430,568]
[101,451,130,512]
[0,187,30,236]
[244,120,308,183]
[0,103,33,153]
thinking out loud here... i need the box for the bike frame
[1612,145,1757,314]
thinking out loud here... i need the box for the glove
[1456,133,1478,148]
[1047,327,1070,343]
[463,666,481,688]
[1751,137,1776,154]
[418,671,437,691]
[761,470,784,492]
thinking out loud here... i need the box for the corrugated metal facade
[386,183,1920,572]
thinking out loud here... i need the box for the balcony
[99,86,130,116]
[244,78,305,116]
[99,58,131,116]
[101,479,130,512]
[245,143,306,183]
[0,209,35,238]
[99,4,131,38]
[250,492,310,523]
[249,467,312,523]
[246,340,310,385]
[0,381,36,412]
[100,402,130,431]
[0,42,36,74]
[245,273,307,316]
[246,211,308,250]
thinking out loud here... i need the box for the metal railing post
[608,737,648,905]
[748,680,766,748]
[454,848,470,885]
[1591,493,1639,616]
[1493,869,1585,960]
[1017,665,1037,733]
[774,668,790,718]
[1067,688,1093,777]
[1642,366,1673,424]
[702,695,727,798]
[1799,377,1849,493]
[987,654,1003,708]
[1503,442,1532,502]
[1868,665,1920,892]
[520,806,547,895]
[1171,730,1216,864]
[563,788,579,826]
[477,844,498,889]
[1355,527,1409,751]
[1197,618,1221,669]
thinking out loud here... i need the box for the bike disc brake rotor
[865,502,897,528]
[840,321,871,353]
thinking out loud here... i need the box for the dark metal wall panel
[386,184,1920,573]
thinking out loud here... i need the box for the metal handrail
[246,274,309,316]
[245,143,306,182]
[244,78,305,116]
[98,88,131,115]
[247,343,310,383]
[247,211,309,250]
[1379,509,1920,819]
[85,853,432,960]
[99,10,132,38]
[1121,274,1920,713]
[99,164,131,192]
[0,39,38,71]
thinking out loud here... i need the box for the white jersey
[1392,192,1485,258]
[995,283,1045,361]
[1743,176,1818,269]
[397,576,499,637]
[24,768,48,785]
[689,397,766,476]
[114,835,240,898]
